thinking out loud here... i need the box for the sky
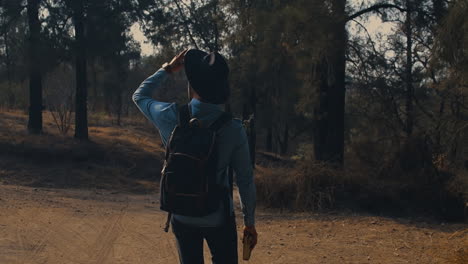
[130,23,155,56]
[130,0,396,57]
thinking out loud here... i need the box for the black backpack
[160,104,232,226]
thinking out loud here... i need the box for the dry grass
[1,109,467,220]
[0,110,164,193]
[1,110,466,264]
[256,138,468,221]
[451,240,468,264]
[256,158,346,211]
[433,233,468,264]
[451,247,468,264]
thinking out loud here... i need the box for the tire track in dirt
[12,197,120,264]
[13,207,69,264]
[116,213,179,263]
[14,221,26,264]
[32,217,94,263]
[118,223,162,259]
[89,204,129,264]
[3,185,466,264]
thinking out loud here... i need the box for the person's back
[132,49,257,264]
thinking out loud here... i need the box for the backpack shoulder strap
[209,112,232,132]
[178,104,190,127]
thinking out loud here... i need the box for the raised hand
[162,49,188,73]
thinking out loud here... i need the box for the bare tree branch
[346,3,406,22]
[350,19,379,55]
[174,0,199,49]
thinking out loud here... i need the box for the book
[243,234,253,260]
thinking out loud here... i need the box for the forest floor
[0,110,467,264]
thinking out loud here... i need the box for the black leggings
[171,217,238,264]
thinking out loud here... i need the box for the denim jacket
[132,69,256,227]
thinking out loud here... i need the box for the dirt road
[0,184,466,264]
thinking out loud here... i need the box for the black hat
[184,49,230,104]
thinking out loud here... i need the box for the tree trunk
[250,84,256,115]
[3,31,15,107]
[3,31,11,86]
[276,123,289,155]
[26,0,43,134]
[266,126,273,152]
[313,0,346,165]
[281,123,289,155]
[405,0,414,137]
[313,58,329,161]
[116,93,122,126]
[90,60,98,111]
[73,0,88,140]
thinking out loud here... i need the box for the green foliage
[434,0,468,91]
[226,0,333,153]
[141,0,228,51]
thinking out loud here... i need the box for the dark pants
[171,216,238,264]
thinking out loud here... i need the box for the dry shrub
[425,235,468,264]
[446,170,468,201]
[256,158,345,211]
[44,65,74,135]
[255,166,294,209]
[350,135,468,220]
[450,247,468,264]
[445,170,468,219]
[437,239,468,264]
[256,135,467,219]
[0,110,163,193]
[290,160,344,210]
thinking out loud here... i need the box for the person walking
[132,49,257,264]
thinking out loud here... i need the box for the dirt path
[0,184,466,264]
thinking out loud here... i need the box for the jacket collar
[190,98,223,111]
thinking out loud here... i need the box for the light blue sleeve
[230,125,256,227]
[132,69,178,145]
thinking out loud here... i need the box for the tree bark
[116,93,122,126]
[347,3,406,22]
[73,0,88,140]
[3,31,12,87]
[3,31,15,107]
[312,1,407,164]
[405,0,414,136]
[279,123,289,155]
[313,58,329,161]
[313,0,346,165]
[27,0,43,134]
[266,126,273,152]
[90,59,98,111]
